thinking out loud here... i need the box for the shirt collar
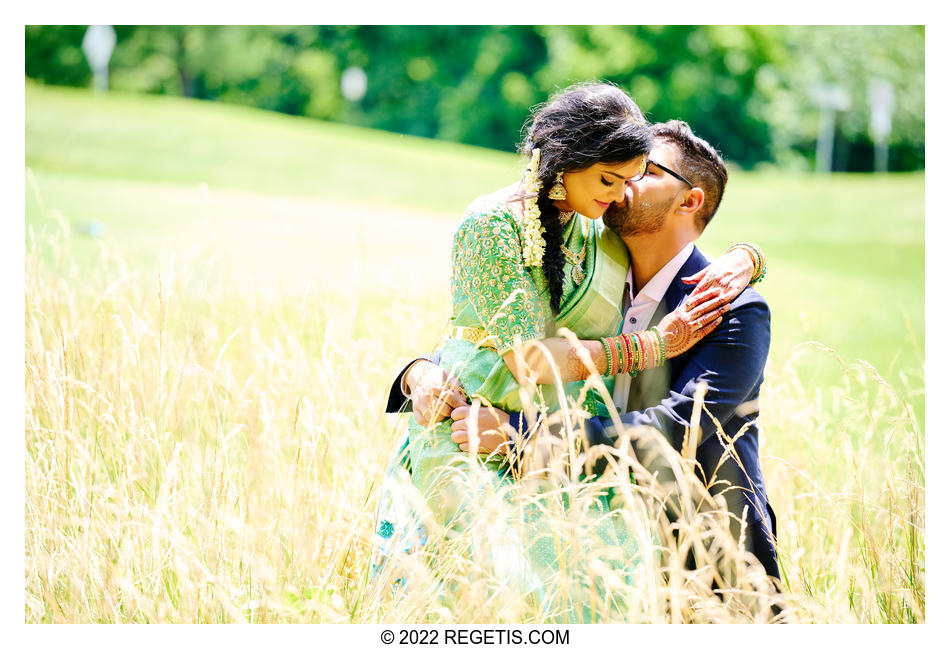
[626,242,695,305]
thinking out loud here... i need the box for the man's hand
[407,361,468,426]
[681,246,756,312]
[449,404,515,455]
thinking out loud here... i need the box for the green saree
[408,196,629,494]
[372,196,641,610]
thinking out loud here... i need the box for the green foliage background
[25,25,924,171]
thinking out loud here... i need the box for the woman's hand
[449,404,515,455]
[406,361,468,426]
[657,300,731,358]
[681,245,756,313]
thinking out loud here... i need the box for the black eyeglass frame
[643,159,694,188]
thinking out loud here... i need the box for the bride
[372,82,760,601]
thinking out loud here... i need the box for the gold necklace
[560,216,588,285]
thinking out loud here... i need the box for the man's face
[603,142,688,237]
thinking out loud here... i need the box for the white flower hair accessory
[521,148,546,268]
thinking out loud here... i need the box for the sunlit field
[25,83,924,622]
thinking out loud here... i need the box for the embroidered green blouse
[442,195,628,410]
[406,195,629,508]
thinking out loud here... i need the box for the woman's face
[555,155,648,219]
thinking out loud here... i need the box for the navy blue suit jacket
[574,246,779,579]
[385,246,779,579]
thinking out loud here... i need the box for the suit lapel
[627,247,711,413]
[647,246,711,329]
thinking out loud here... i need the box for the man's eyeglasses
[628,159,693,188]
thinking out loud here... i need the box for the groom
[389,120,780,582]
[577,119,779,580]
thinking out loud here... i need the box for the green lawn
[25,81,924,419]
[25,81,520,215]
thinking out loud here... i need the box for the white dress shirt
[611,242,695,411]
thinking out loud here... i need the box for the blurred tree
[432,26,548,149]
[532,26,780,167]
[752,25,924,171]
[24,25,925,171]
[26,25,91,87]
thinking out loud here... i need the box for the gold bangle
[601,337,615,376]
[729,242,766,285]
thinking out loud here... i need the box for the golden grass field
[25,208,923,623]
[25,85,924,623]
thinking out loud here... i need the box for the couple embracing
[376,82,780,614]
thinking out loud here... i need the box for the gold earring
[548,171,567,201]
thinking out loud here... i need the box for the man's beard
[603,194,675,237]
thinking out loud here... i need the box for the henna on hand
[660,303,731,358]
[662,314,691,357]
[685,248,755,310]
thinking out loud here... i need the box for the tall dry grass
[25,221,923,623]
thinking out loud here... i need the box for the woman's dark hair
[516,82,652,314]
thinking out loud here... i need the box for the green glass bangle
[750,258,768,285]
[615,337,627,373]
[730,242,766,285]
[747,246,764,284]
[619,333,633,374]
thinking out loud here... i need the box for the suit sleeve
[383,350,444,414]
[582,298,771,456]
